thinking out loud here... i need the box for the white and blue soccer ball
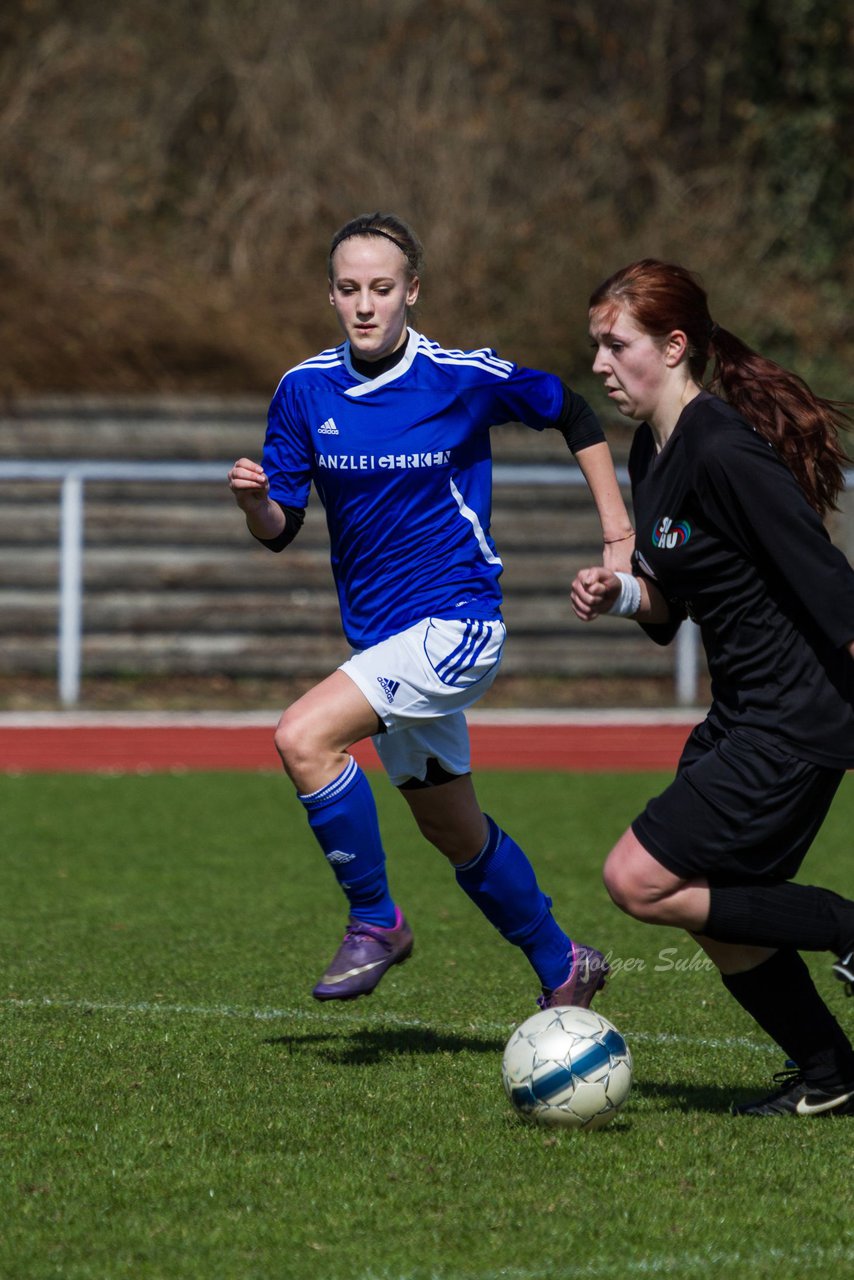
[502,1006,633,1130]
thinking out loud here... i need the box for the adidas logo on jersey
[377,676,400,704]
[317,418,339,435]
[326,849,356,865]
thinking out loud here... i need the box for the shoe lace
[342,921,392,951]
[768,1067,804,1096]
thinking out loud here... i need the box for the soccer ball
[502,1006,633,1130]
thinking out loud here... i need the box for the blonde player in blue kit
[228,212,634,1010]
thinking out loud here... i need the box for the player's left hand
[571,566,620,621]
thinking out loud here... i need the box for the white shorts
[339,615,506,787]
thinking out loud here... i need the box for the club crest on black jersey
[652,516,692,549]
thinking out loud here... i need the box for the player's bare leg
[275,671,412,1001]
[274,669,382,794]
[401,772,487,865]
[690,936,776,975]
[603,827,711,930]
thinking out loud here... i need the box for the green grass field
[2,769,853,1280]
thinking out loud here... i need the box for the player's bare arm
[570,566,670,624]
[227,457,286,541]
[572,441,635,573]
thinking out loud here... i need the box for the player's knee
[274,708,317,775]
[602,854,635,914]
[603,851,658,921]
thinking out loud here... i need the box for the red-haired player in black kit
[572,258,854,1117]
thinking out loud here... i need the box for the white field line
[359,1241,854,1280]
[1,995,778,1054]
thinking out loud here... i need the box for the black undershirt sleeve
[636,594,686,647]
[251,502,306,552]
[553,383,606,453]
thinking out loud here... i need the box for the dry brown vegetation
[0,0,850,398]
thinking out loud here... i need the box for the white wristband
[607,572,642,618]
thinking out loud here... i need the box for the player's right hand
[227,457,269,507]
[570,566,620,621]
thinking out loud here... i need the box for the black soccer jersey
[629,391,854,767]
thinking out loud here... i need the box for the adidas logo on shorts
[317,418,339,435]
[377,676,400,704]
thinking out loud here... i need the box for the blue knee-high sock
[454,815,572,990]
[298,757,397,928]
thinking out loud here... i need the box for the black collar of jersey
[349,340,410,380]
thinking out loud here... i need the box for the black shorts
[632,719,845,883]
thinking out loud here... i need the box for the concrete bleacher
[0,398,675,684]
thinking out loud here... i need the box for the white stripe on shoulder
[287,344,346,375]
[416,335,514,379]
[272,345,346,395]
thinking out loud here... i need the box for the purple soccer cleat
[536,941,609,1011]
[312,908,414,1001]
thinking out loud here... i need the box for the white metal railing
[1,458,703,707]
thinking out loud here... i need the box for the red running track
[0,721,694,773]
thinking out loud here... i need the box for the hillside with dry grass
[0,0,850,399]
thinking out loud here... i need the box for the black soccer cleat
[833,948,854,997]
[731,1068,854,1117]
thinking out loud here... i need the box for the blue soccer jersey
[262,328,568,649]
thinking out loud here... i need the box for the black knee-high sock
[722,949,854,1089]
[706,882,854,955]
